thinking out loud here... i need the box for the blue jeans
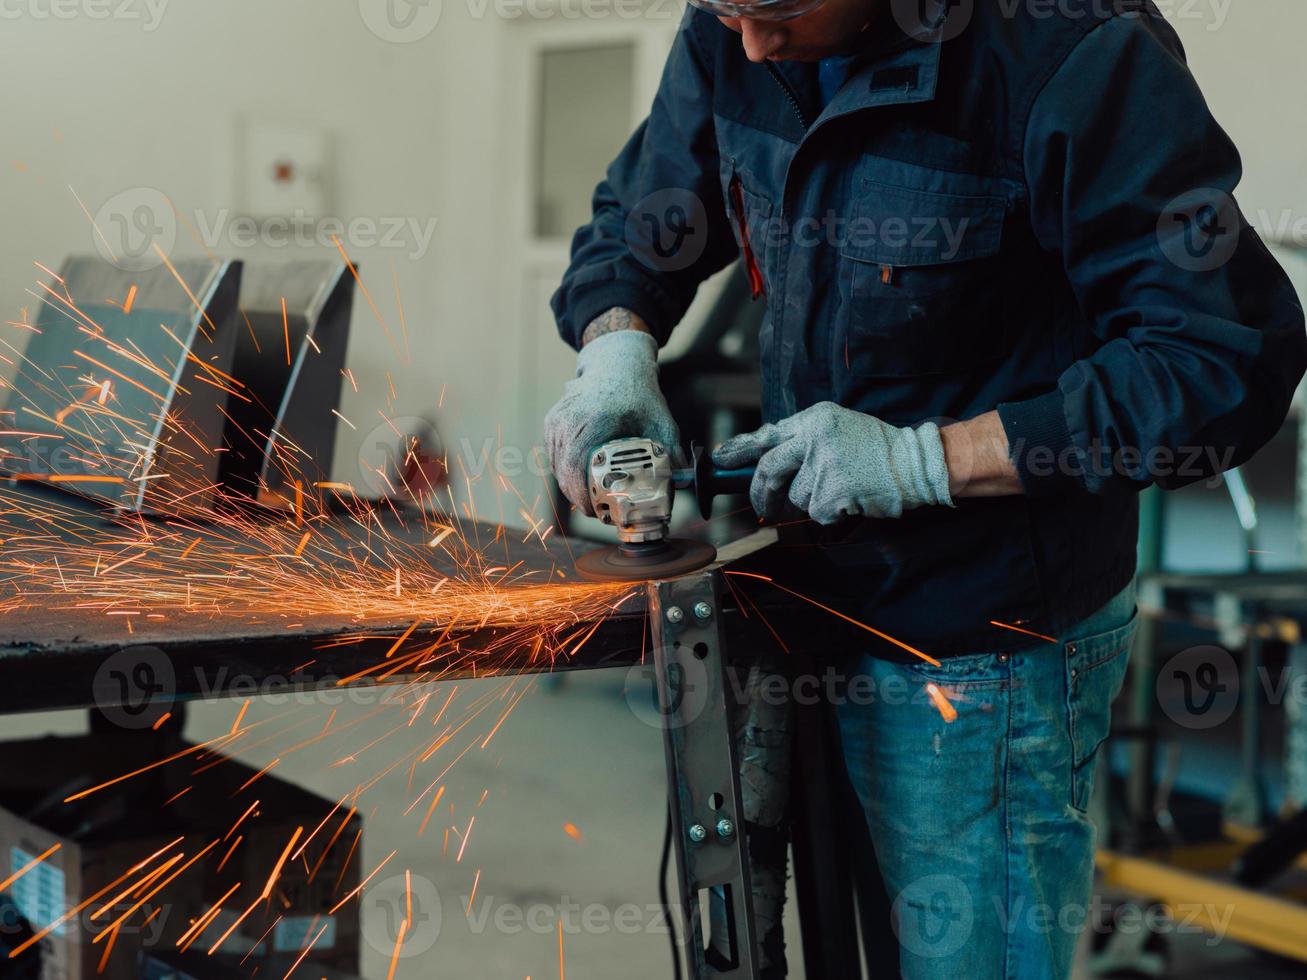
[837,582,1137,980]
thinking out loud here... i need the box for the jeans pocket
[1066,612,1138,811]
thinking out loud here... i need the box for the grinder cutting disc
[575,538,717,582]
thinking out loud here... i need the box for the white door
[496,17,678,530]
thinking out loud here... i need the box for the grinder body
[575,437,751,581]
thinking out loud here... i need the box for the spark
[0,843,60,893]
[456,815,476,863]
[260,826,302,901]
[386,918,408,980]
[726,571,941,667]
[6,233,629,973]
[925,684,958,723]
[281,920,331,979]
[281,296,291,366]
[329,849,397,914]
[989,619,1057,643]
[466,868,481,915]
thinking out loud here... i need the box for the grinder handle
[691,443,756,520]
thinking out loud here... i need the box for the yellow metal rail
[1097,850,1307,963]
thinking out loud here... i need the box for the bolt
[716,818,735,840]
[594,451,605,464]
[665,606,684,625]
[693,601,713,621]
[688,823,707,844]
[652,444,665,457]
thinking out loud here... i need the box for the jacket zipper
[766,62,810,130]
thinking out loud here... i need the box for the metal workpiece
[648,569,760,980]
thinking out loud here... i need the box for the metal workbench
[0,484,872,979]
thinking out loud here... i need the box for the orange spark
[260,826,303,901]
[989,620,1058,643]
[925,683,958,723]
[385,919,407,980]
[727,572,942,667]
[0,843,60,893]
[281,296,291,366]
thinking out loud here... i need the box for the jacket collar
[769,2,948,126]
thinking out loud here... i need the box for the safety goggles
[686,0,827,23]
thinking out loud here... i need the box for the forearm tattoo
[581,307,654,346]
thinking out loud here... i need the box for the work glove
[713,402,954,524]
[544,329,679,516]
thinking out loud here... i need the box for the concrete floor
[2,668,1299,979]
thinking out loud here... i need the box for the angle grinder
[573,437,754,582]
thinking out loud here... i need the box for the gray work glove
[713,402,954,524]
[544,330,679,516]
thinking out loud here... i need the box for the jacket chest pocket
[723,163,774,299]
[836,177,1009,378]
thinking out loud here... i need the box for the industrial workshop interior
[5,0,1307,978]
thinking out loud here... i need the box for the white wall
[0,0,1303,525]
[1167,0,1307,235]
[0,0,646,524]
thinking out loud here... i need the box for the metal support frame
[647,569,760,980]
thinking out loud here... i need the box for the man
[545,0,1306,976]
